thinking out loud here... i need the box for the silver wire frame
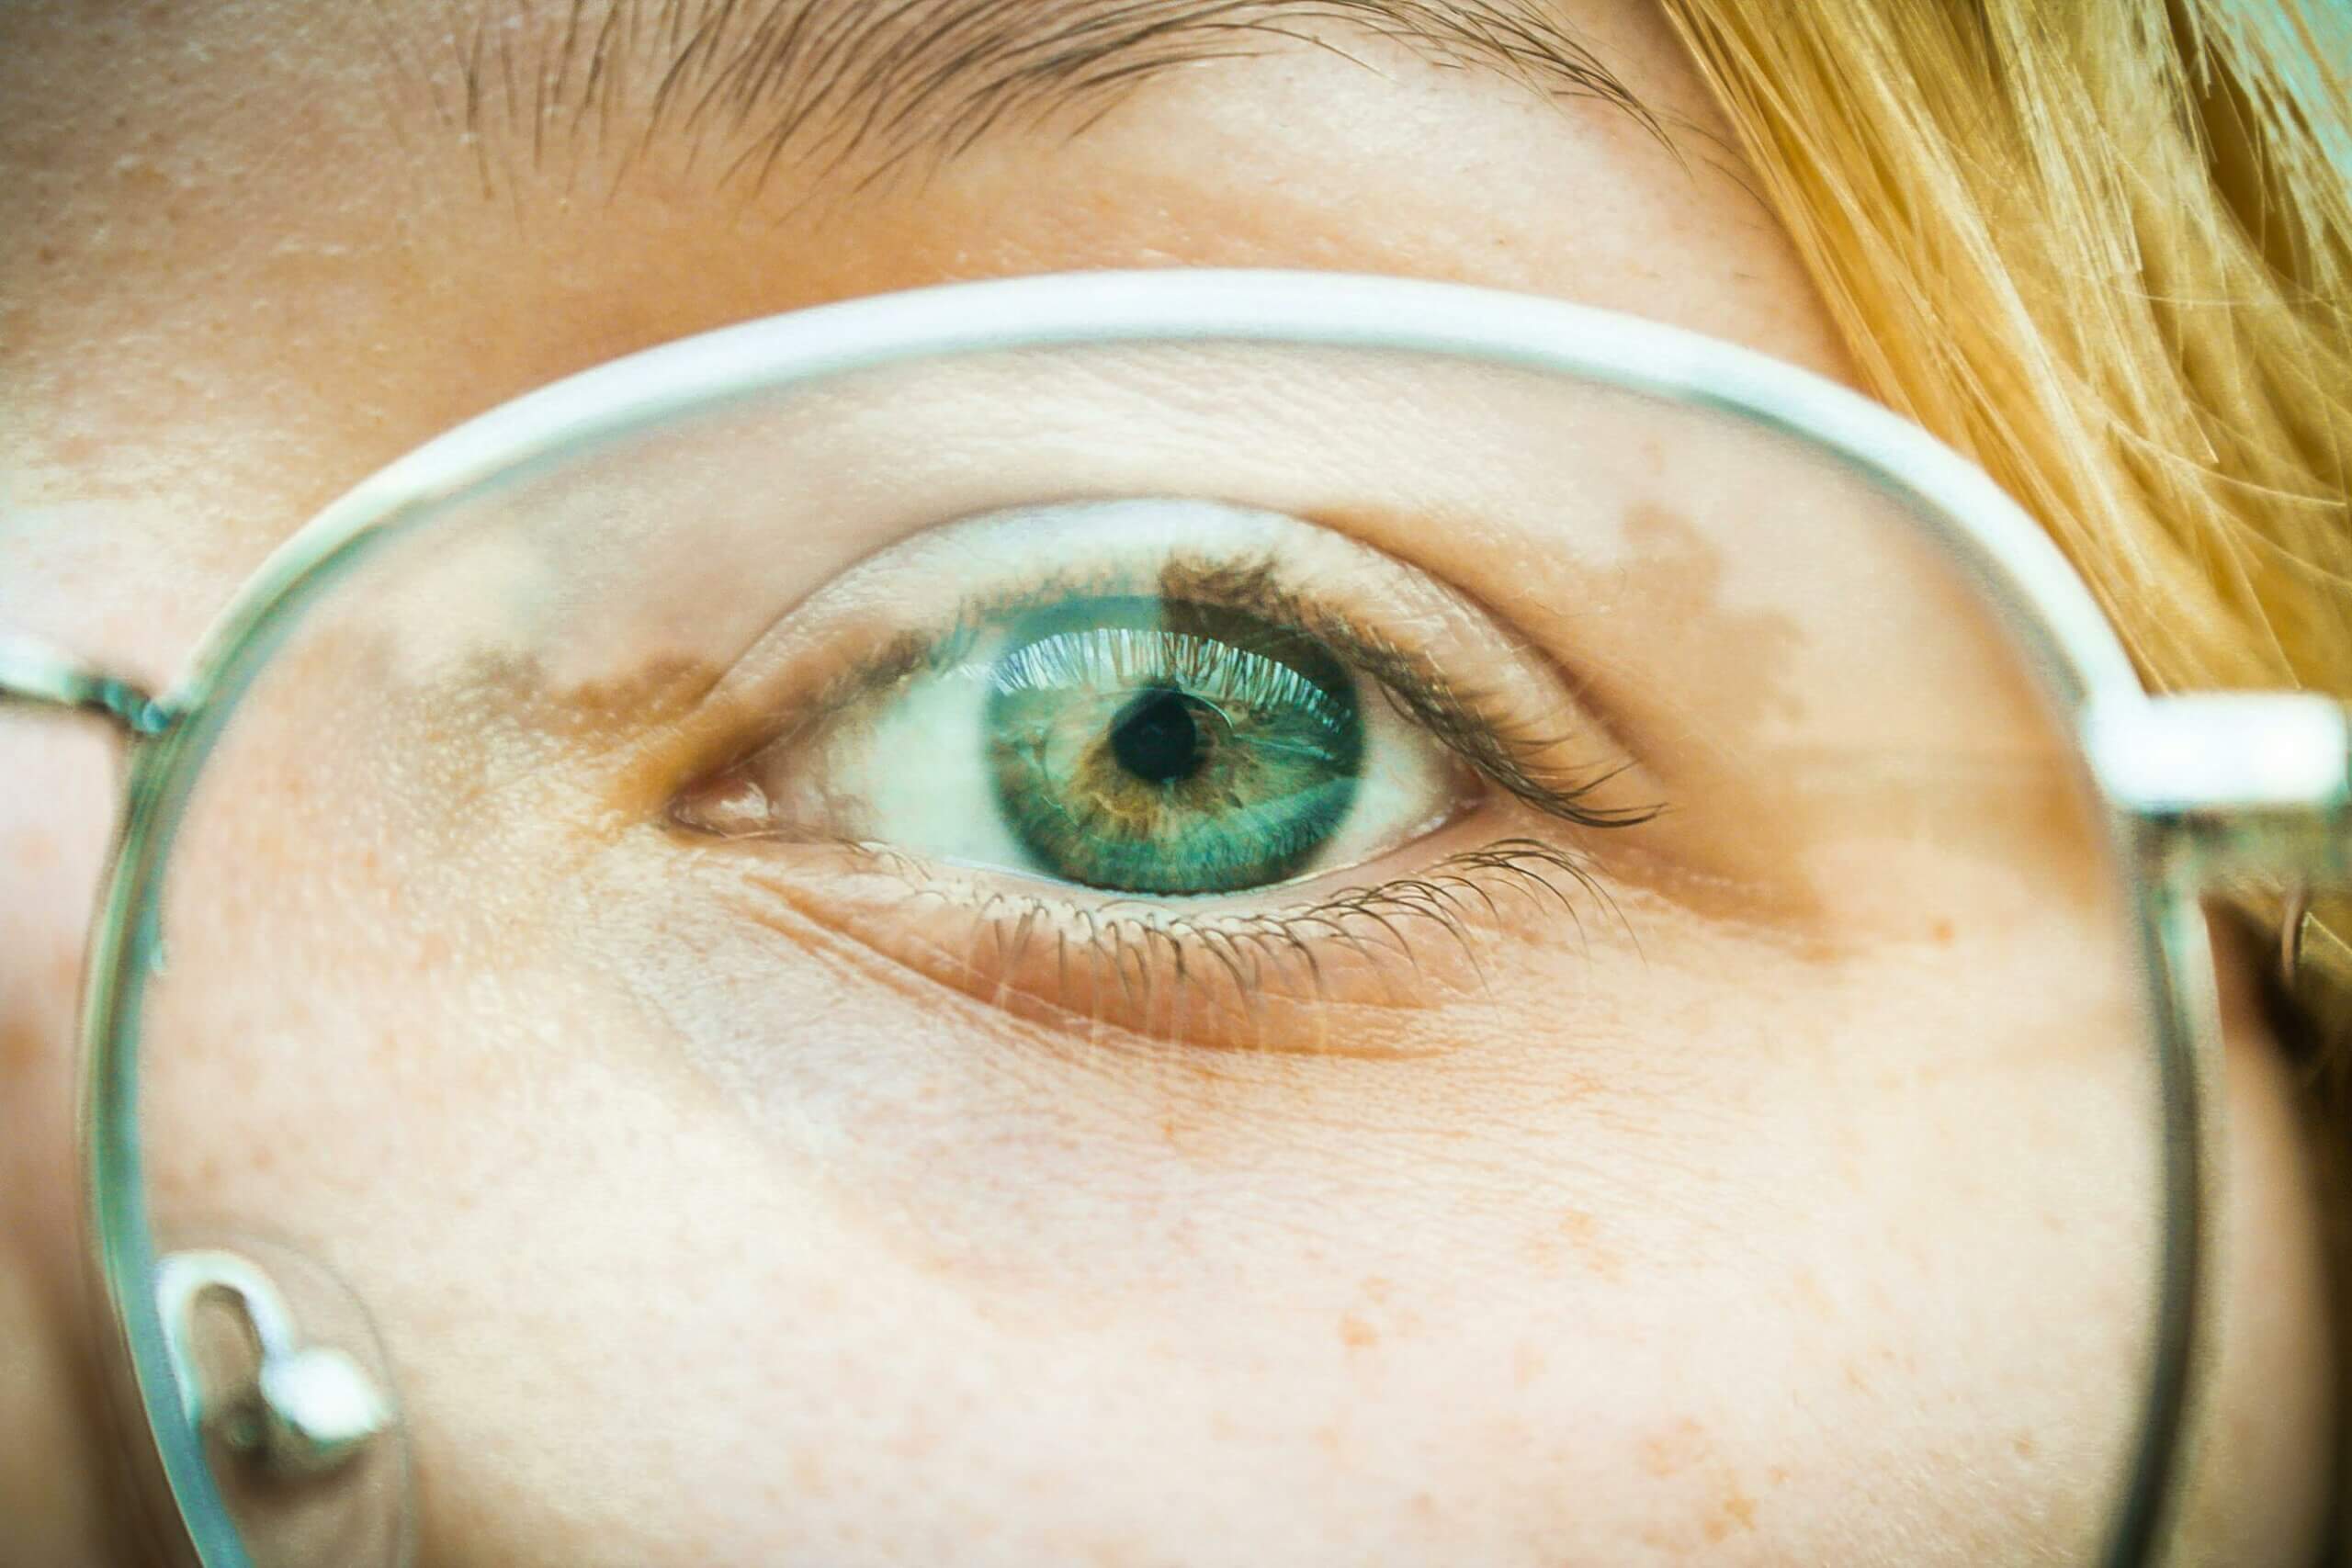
[62,269,2230,1567]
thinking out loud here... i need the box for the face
[0,3,2338,1564]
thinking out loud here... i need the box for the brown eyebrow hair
[404,0,1660,198]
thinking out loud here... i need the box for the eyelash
[677,539,1659,1043]
[727,838,1621,1051]
[1198,562,1661,833]
[721,551,1657,835]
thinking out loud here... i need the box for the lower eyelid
[692,821,1623,1055]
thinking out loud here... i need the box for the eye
[665,497,1657,1046]
[682,588,1474,896]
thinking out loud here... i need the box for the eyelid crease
[668,502,1661,840]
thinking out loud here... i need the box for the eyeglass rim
[77,266,2199,1568]
[156,266,2152,718]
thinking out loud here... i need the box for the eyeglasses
[6,269,2344,1568]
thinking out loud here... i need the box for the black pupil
[1110,686,1207,784]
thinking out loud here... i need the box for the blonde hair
[1654,0,2352,1548]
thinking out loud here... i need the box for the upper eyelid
[661,501,1657,836]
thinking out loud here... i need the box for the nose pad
[153,1231,416,1568]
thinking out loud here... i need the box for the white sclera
[752,499,1468,891]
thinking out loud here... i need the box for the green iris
[985,596,1364,893]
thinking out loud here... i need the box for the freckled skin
[0,3,2337,1566]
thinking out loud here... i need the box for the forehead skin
[0,0,1844,587]
[0,3,2333,1566]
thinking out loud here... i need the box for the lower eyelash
[725,836,1623,1055]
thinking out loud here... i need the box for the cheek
[130,770,2190,1567]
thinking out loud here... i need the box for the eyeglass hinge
[2083,692,2352,885]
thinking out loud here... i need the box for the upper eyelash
[748,546,1659,836]
[1157,556,1659,831]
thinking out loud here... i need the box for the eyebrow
[416,0,1658,197]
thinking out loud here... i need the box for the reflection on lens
[986,595,1366,893]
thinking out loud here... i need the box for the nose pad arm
[153,1234,416,1568]
[159,1251,391,1477]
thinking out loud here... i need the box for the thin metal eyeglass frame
[6,266,2321,1568]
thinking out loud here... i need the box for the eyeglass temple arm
[0,632,169,739]
[2087,693,2352,888]
[7,636,2349,869]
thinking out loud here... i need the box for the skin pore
[0,2,2339,1564]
